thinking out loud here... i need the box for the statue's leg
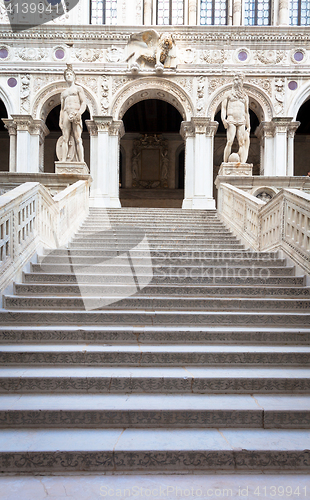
[73,123,84,163]
[223,124,236,163]
[61,114,70,162]
[237,125,249,163]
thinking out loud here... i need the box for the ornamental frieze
[255,50,285,64]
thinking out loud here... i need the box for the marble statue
[221,74,250,163]
[126,30,176,74]
[58,64,86,163]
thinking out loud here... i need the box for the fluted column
[11,115,33,173]
[2,119,17,172]
[29,120,49,173]
[256,122,275,175]
[287,121,300,176]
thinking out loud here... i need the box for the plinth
[218,162,253,176]
[55,161,89,175]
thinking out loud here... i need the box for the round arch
[0,86,16,117]
[206,83,274,122]
[111,77,194,122]
[288,81,310,120]
[31,81,99,121]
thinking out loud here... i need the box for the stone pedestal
[55,161,89,175]
[218,162,253,176]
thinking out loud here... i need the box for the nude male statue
[59,64,86,162]
[221,74,250,163]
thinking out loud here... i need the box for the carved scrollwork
[255,50,285,65]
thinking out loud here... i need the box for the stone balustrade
[0,180,89,293]
[217,182,310,273]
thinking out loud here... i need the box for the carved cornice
[256,121,276,139]
[85,120,98,136]
[109,120,125,138]
[272,117,296,133]
[287,121,300,138]
[29,120,50,138]
[11,115,33,132]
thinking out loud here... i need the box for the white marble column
[29,120,49,173]
[88,117,122,208]
[272,118,297,176]
[188,0,197,25]
[181,118,218,210]
[108,120,124,208]
[232,0,242,25]
[11,115,33,173]
[2,119,17,172]
[144,0,152,24]
[287,121,300,176]
[256,122,275,176]
[278,0,289,25]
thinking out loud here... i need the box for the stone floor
[0,473,310,499]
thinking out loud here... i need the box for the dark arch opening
[44,104,90,173]
[0,100,9,172]
[120,99,184,207]
[295,99,310,176]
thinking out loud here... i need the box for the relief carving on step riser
[0,353,309,365]
[0,312,309,327]
[0,410,262,427]
[0,378,309,393]
[0,331,309,344]
[0,450,309,471]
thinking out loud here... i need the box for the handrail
[0,180,89,292]
[217,182,310,273]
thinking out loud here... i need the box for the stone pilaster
[278,0,289,25]
[29,120,49,173]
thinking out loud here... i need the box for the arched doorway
[0,100,9,172]
[119,99,184,207]
[294,98,310,176]
[44,104,90,173]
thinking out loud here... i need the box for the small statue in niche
[221,74,251,163]
[57,64,86,163]
[126,30,177,74]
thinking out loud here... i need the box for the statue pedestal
[55,162,89,175]
[218,162,253,176]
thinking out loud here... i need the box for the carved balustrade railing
[217,182,310,273]
[0,180,89,293]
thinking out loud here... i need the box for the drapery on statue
[58,64,86,163]
[221,74,250,163]
[126,30,176,73]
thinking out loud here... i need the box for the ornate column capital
[2,119,17,136]
[272,117,295,133]
[29,119,49,139]
[109,120,125,138]
[256,121,276,139]
[93,116,113,132]
[85,120,98,136]
[287,121,300,138]
[180,121,195,139]
[10,114,33,132]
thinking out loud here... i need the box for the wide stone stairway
[0,207,310,474]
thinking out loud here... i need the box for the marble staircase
[0,207,310,474]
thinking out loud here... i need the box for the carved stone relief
[201,49,225,64]
[20,74,31,113]
[16,48,47,61]
[180,48,196,64]
[196,76,206,116]
[131,135,169,189]
[75,49,101,62]
[274,78,285,116]
[106,46,124,63]
[255,50,285,64]
[100,76,110,114]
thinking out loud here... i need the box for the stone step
[14,283,310,298]
[42,248,279,259]
[5,295,310,312]
[30,262,296,276]
[0,394,309,429]
[37,254,287,267]
[0,309,309,327]
[2,427,309,472]
[72,235,239,243]
[24,271,302,286]
[68,242,246,249]
[1,326,309,345]
[0,366,309,393]
[1,345,309,366]
[78,227,231,234]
